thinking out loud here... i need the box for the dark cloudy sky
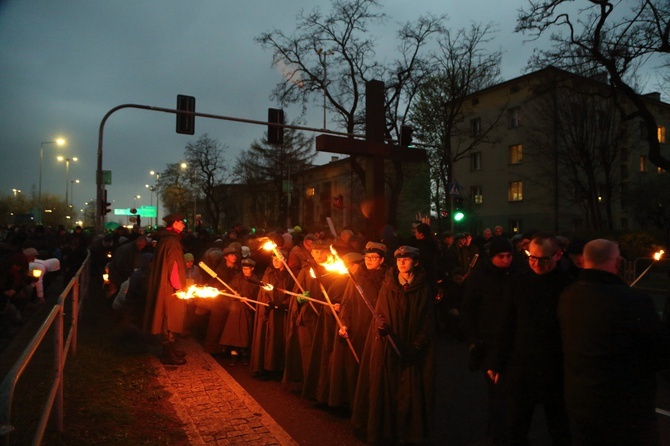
[0,0,567,216]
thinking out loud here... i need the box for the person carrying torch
[329,242,388,409]
[250,249,291,379]
[351,245,435,445]
[143,213,188,366]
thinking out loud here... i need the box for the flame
[262,240,277,251]
[32,269,43,278]
[653,250,665,261]
[324,246,349,274]
[262,283,274,291]
[107,252,112,258]
[309,267,316,279]
[102,273,109,282]
[175,285,221,300]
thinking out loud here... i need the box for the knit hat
[184,253,194,262]
[488,237,513,257]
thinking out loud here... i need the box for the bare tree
[157,162,192,221]
[256,0,445,227]
[411,23,504,230]
[183,134,229,232]
[524,73,629,231]
[516,0,670,170]
[233,118,315,228]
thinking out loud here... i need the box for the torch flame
[325,246,349,274]
[32,269,43,278]
[654,250,665,261]
[102,273,109,282]
[175,285,221,300]
[262,240,277,251]
[262,283,274,291]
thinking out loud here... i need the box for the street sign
[113,206,156,217]
[102,170,112,185]
[448,182,461,196]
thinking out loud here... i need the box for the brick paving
[151,337,297,446]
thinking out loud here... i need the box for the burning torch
[630,249,665,287]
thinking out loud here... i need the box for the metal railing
[0,253,90,446]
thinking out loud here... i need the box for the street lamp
[145,184,156,227]
[57,156,78,206]
[150,170,160,225]
[39,138,66,207]
[180,162,197,225]
[70,179,80,208]
[12,188,21,198]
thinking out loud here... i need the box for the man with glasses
[488,233,572,445]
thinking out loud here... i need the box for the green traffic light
[454,211,465,222]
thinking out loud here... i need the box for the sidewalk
[151,336,297,446]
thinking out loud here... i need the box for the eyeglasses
[527,252,557,263]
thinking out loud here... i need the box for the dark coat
[351,267,435,444]
[492,266,572,396]
[461,260,517,370]
[143,230,187,336]
[559,269,670,422]
[219,272,257,349]
[329,265,387,408]
[250,265,291,374]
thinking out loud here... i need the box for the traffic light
[453,196,465,222]
[102,189,112,216]
[400,125,414,148]
[176,94,196,135]
[268,108,284,145]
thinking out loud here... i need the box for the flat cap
[311,239,331,251]
[394,245,420,259]
[162,213,184,225]
[222,246,238,256]
[363,242,387,255]
[241,258,256,267]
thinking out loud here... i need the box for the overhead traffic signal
[400,125,414,148]
[268,108,284,145]
[176,94,196,135]
[102,189,112,216]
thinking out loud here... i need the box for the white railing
[0,253,90,446]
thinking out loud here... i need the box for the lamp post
[150,170,160,225]
[39,138,66,211]
[180,162,197,225]
[316,48,334,130]
[57,156,78,207]
[145,184,156,227]
[69,179,79,209]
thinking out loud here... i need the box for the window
[471,152,482,171]
[659,126,667,143]
[306,187,315,198]
[508,107,521,128]
[509,219,522,234]
[508,181,523,202]
[471,185,483,204]
[640,156,646,172]
[509,144,523,164]
[471,118,481,137]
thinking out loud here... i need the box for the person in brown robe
[249,250,290,379]
[202,246,238,354]
[351,245,435,444]
[143,213,188,365]
[329,242,388,409]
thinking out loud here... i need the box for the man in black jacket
[559,239,670,445]
[462,236,518,445]
[489,233,572,446]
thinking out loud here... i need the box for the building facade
[451,67,669,235]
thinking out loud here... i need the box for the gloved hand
[338,326,349,339]
[376,314,390,337]
[296,290,310,305]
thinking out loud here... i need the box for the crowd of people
[3,217,670,445]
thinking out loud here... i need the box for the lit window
[471,118,481,137]
[471,152,482,171]
[659,126,667,143]
[509,144,523,164]
[509,107,521,128]
[508,181,523,202]
[471,186,483,204]
[306,187,315,198]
